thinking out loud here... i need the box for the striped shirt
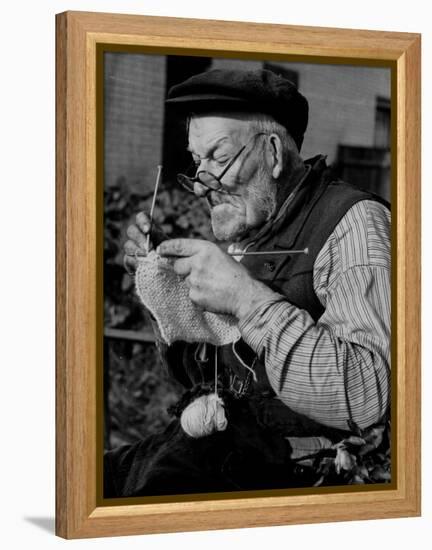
[238,199,391,431]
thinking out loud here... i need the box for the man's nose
[193,180,210,198]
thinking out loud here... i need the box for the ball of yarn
[180,394,228,438]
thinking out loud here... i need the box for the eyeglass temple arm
[216,132,267,182]
[216,144,247,181]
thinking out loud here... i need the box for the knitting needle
[146,165,163,253]
[134,247,309,258]
[228,248,309,257]
[214,348,218,397]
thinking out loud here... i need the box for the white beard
[208,158,277,242]
[210,183,276,241]
[210,203,248,242]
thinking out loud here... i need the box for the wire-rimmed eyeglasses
[177,132,268,197]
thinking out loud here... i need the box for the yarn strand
[179,346,228,438]
[232,342,258,382]
[214,347,218,396]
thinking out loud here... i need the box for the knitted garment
[135,251,241,346]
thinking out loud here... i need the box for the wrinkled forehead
[187,111,255,151]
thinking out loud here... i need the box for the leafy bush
[106,339,183,447]
[104,179,213,447]
[297,425,392,486]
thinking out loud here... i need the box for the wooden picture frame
[55,10,421,539]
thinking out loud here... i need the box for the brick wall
[104,53,166,194]
[271,62,391,162]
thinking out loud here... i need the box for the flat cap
[166,68,309,150]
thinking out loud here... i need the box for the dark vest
[241,157,389,320]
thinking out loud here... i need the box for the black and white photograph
[102,52,392,499]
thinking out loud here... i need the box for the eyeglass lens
[177,171,222,193]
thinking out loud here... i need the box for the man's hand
[123,212,167,276]
[157,239,277,319]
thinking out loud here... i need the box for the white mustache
[208,193,237,208]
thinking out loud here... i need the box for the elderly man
[105,69,390,497]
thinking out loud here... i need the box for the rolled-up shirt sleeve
[238,200,391,431]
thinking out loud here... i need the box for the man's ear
[267,134,284,179]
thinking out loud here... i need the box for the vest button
[264,261,276,272]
